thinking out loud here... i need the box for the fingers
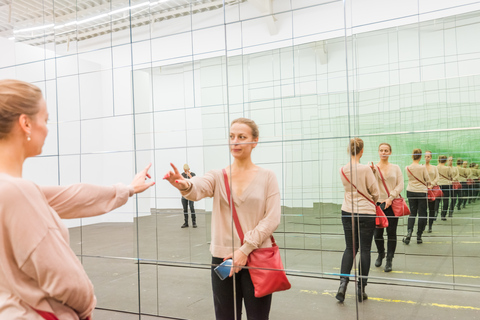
[170,163,179,175]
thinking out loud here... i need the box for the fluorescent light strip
[14,0,163,34]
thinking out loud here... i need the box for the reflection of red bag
[453,181,462,190]
[376,206,389,228]
[376,165,410,217]
[407,167,436,202]
[222,169,291,298]
[467,179,474,185]
[341,168,388,228]
[431,185,444,198]
[427,189,436,202]
[31,308,59,320]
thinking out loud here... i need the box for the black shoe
[181,223,189,228]
[457,206,461,211]
[192,222,197,228]
[417,234,423,244]
[403,230,412,245]
[441,217,447,221]
[384,257,393,272]
[375,252,385,267]
[336,279,348,302]
[428,227,432,233]
[357,289,368,302]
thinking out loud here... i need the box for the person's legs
[384,206,398,272]
[440,186,450,218]
[337,211,357,302]
[189,200,197,228]
[373,223,385,267]
[211,257,242,320]
[242,269,272,320]
[461,182,468,208]
[357,214,375,301]
[417,194,428,243]
[181,198,189,228]
[427,200,436,230]
[451,187,459,212]
[405,191,419,244]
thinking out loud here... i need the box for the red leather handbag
[376,165,410,217]
[341,168,388,228]
[467,178,474,186]
[453,181,462,190]
[431,185,444,198]
[222,169,291,298]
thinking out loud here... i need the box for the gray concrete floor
[70,201,480,319]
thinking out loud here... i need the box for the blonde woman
[457,159,469,209]
[425,151,439,231]
[436,155,453,222]
[372,143,404,272]
[0,80,154,319]
[404,149,431,245]
[448,157,461,214]
[336,138,379,303]
[164,118,280,320]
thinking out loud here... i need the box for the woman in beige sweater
[436,155,453,221]
[425,151,439,232]
[336,138,379,303]
[164,118,281,320]
[404,149,431,245]
[0,80,155,320]
[372,143,404,273]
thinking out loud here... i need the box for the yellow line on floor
[301,291,480,311]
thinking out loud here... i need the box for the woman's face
[378,144,391,160]
[27,98,49,157]
[425,152,432,163]
[447,157,453,166]
[463,161,468,168]
[229,123,258,160]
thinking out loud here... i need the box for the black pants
[340,211,376,287]
[428,198,437,228]
[374,204,398,258]
[211,257,272,320]
[435,185,451,218]
[451,187,461,211]
[181,198,195,214]
[460,182,469,207]
[407,191,428,235]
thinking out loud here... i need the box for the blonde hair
[183,164,190,171]
[349,138,364,156]
[412,148,422,160]
[231,118,259,139]
[0,79,43,140]
[438,155,447,163]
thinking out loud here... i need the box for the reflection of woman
[457,159,468,209]
[436,155,453,221]
[164,118,280,320]
[0,80,155,319]
[336,138,379,303]
[448,157,461,213]
[180,164,196,228]
[468,163,477,204]
[372,143,404,272]
[472,164,480,203]
[425,151,439,231]
[404,149,431,245]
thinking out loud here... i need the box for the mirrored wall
[2,0,480,319]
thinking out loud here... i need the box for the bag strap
[376,165,391,196]
[407,167,427,187]
[341,168,375,205]
[439,172,451,181]
[222,169,275,246]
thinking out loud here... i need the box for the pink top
[180,167,281,258]
[0,173,133,320]
[340,164,380,215]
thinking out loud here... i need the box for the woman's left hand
[224,249,248,277]
[384,198,392,209]
[129,163,155,194]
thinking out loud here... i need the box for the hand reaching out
[163,163,190,190]
[129,163,155,194]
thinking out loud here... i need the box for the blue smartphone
[214,259,233,280]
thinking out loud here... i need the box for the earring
[27,134,31,141]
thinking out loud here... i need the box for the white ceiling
[0,0,245,46]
